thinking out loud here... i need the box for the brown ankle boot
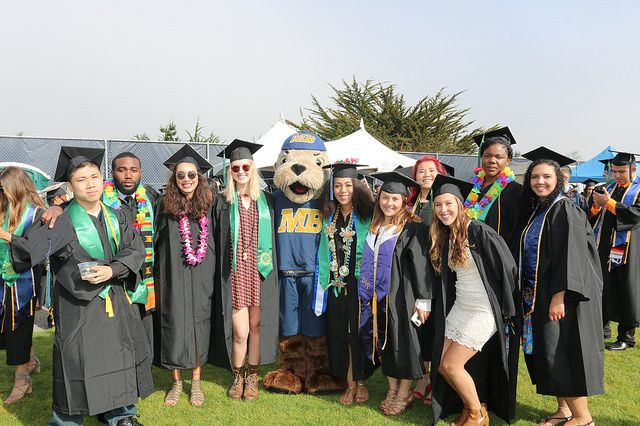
[243,364,259,401]
[462,404,489,426]
[228,367,244,400]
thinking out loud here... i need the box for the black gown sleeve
[406,222,431,300]
[548,200,597,301]
[614,192,640,231]
[10,211,74,270]
[474,221,518,316]
[110,214,146,282]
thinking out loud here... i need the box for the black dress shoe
[606,341,631,351]
[116,416,145,426]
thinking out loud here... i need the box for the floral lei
[464,166,515,220]
[179,215,209,266]
[103,180,150,232]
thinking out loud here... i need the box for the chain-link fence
[0,136,226,189]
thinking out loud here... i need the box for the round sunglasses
[231,164,251,173]
[176,170,197,180]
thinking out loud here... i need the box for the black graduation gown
[431,220,519,424]
[594,185,640,326]
[523,198,604,396]
[477,180,523,261]
[377,221,430,380]
[325,211,374,381]
[413,200,436,363]
[153,199,216,369]
[115,185,160,356]
[209,192,279,370]
[12,209,153,416]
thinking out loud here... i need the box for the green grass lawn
[1,329,639,425]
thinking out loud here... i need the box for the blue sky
[1,1,639,158]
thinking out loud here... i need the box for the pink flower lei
[178,215,209,266]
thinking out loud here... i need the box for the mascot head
[274,131,330,204]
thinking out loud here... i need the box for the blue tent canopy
[569,146,615,183]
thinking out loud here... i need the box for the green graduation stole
[0,205,32,287]
[230,191,273,279]
[68,200,121,317]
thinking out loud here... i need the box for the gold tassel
[105,294,114,318]
[124,291,132,305]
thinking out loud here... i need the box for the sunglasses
[231,164,251,173]
[176,171,197,180]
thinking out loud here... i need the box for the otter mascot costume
[262,131,344,394]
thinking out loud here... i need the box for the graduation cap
[394,166,413,178]
[441,162,455,177]
[473,127,516,167]
[43,183,68,200]
[609,151,638,166]
[217,139,262,162]
[324,162,367,200]
[521,146,575,167]
[582,179,598,187]
[370,170,420,195]
[54,146,105,182]
[431,174,474,202]
[163,144,212,173]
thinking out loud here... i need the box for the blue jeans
[48,405,137,426]
[279,274,326,337]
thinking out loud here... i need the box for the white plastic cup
[78,261,99,280]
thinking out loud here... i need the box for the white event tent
[252,114,298,169]
[325,120,415,171]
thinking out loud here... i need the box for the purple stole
[358,226,400,362]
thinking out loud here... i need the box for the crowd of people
[0,127,637,426]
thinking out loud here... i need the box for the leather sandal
[4,372,33,405]
[190,379,204,406]
[383,394,414,416]
[164,380,182,406]
[354,381,369,403]
[338,384,356,406]
[379,388,398,411]
[27,354,41,375]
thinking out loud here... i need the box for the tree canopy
[293,78,493,154]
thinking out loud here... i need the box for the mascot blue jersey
[273,190,323,272]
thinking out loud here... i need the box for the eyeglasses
[231,164,251,173]
[176,171,197,180]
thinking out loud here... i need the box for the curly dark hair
[522,159,565,215]
[163,165,214,219]
[480,136,514,159]
[319,178,375,220]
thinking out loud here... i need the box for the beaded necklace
[325,207,355,294]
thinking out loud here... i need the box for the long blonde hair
[429,197,470,274]
[0,167,45,231]
[223,160,262,203]
[370,192,420,235]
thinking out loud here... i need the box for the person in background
[560,166,586,209]
[589,151,640,351]
[0,167,46,404]
[520,147,603,426]
[316,163,375,406]
[580,179,598,213]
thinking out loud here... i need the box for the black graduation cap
[44,183,68,200]
[217,139,262,162]
[394,166,413,178]
[441,162,455,177]
[521,146,575,167]
[54,146,105,182]
[370,171,420,195]
[610,151,638,166]
[431,174,474,202]
[323,163,366,180]
[163,144,213,172]
[598,158,614,166]
[582,179,598,187]
[472,127,516,147]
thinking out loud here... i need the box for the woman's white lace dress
[445,245,496,351]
